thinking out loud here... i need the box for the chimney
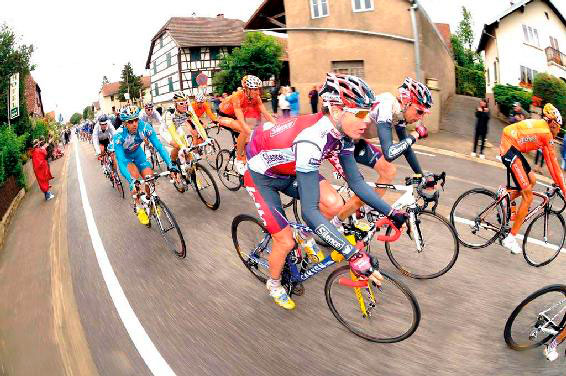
[217,13,224,18]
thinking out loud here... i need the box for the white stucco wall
[149,32,181,104]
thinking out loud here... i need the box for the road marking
[452,216,565,252]
[73,139,175,376]
[414,150,436,157]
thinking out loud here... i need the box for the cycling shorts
[354,139,383,168]
[244,170,323,234]
[501,146,531,190]
[99,138,110,151]
[217,110,237,120]
[123,147,152,173]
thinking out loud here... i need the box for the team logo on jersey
[261,149,294,167]
[518,136,536,144]
[269,119,296,137]
[308,158,321,168]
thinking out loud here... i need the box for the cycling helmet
[144,103,154,110]
[319,72,376,109]
[194,93,205,103]
[98,114,109,124]
[173,91,189,102]
[241,75,262,90]
[399,77,433,111]
[119,106,141,121]
[543,103,563,126]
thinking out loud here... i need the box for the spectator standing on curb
[508,102,529,124]
[561,138,566,170]
[211,95,221,114]
[286,86,300,116]
[534,148,545,173]
[31,139,55,201]
[270,85,279,114]
[113,109,122,129]
[308,85,319,113]
[278,87,290,117]
[471,99,490,159]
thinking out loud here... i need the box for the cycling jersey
[500,119,566,194]
[191,101,217,122]
[168,108,207,140]
[113,120,172,184]
[92,123,116,155]
[219,91,262,117]
[139,110,164,132]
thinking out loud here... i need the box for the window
[166,52,171,68]
[352,0,373,12]
[311,0,329,19]
[486,67,490,85]
[190,48,201,61]
[210,47,220,60]
[522,24,539,47]
[331,60,364,78]
[153,61,157,74]
[154,82,159,96]
[191,71,201,87]
[168,77,173,92]
[493,61,498,83]
[550,36,560,51]
[159,36,163,49]
[545,12,549,20]
[110,95,114,102]
[520,66,538,84]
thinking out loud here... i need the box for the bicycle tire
[385,210,459,279]
[522,211,566,267]
[550,190,566,215]
[450,188,506,249]
[153,198,187,258]
[193,163,220,210]
[216,149,242,191]
[325,265,420,343]
[232,214,271,283]
[204,138,221,170]
[113,171,125,199]
[504,284,566,351]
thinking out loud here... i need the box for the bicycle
[132,171,187,258]
[215,127,243,191]
[172,138,221,211]
[292,172,458,279]
[231,213,420,343]
[504,284,566,360]
[100,152,125,199]
[450,183,566,267]
[144,141,162,172]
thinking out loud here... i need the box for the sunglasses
[176,101,188,106]
[416,109,425,116]
[125,119,138,125]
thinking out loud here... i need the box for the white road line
[73,139,175,376]
[414,150,436,157]
[452,216,565,252]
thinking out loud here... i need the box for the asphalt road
[66,132,566,376]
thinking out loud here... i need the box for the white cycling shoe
[502,234,522,254]
[544,342,559,361]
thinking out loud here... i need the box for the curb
[0,188,26,251]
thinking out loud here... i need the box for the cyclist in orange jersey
[499,103,566,254]
[217,75,276,175]
[189,92,218,145]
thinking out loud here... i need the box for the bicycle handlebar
[374,217,402,242]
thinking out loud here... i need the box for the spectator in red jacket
[31,139,54,201]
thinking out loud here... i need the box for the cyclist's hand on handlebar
[348,251,383,286]
[415,124,428,139]
[389,209,408,230]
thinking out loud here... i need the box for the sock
[267,278,281,289]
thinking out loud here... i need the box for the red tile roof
[434,23,452,51]
[101,76,150,97]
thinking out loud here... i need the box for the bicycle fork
[408,210,424,252]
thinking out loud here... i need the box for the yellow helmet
[543,103,563,126]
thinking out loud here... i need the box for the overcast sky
[1,0,565,121]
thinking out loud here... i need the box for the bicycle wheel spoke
[152,200,186,258]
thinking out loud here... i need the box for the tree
[533,73,566,121]
[70,113,82,125]
[118,63,143,102]
[102,75,109,85]
[214,32,283,94]
[457,6,474,50]
[82,105,94,120]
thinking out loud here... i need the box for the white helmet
[194,93,205,103]
[242,75,262,90]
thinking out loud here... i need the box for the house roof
[92,101,100,110]
[244,0,286,31]
[434,23,452,51]
[477,0,566,52]
[145,16,244,69]
[100,76,150,97]
[46,111,55,120]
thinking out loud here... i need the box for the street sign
[196,72,208,87]
[9,73,19,119]
[124,92,130,100]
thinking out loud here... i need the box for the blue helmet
[119,106,141,121]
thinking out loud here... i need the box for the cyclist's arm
[205,103,218,122]
[146,125,173,167]
[232,98,247,125]
[542,143,566,194]
[92,125,101,154]
[113,141,133,184]
[394,124,423,174]
[259,100,276,123]
[376,121,416,163]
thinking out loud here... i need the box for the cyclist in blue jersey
[113,106,178,224]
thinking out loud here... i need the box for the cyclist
[113,106,177,225]
[244,73,407,310]
[164,91,198,163]
[330,76,431,224]
[139,103,165,131]
[499,103,566,254]
[93,115,116,156]
[189,92,218,145]
[218,75,276,175]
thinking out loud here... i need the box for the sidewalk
[0,142,97,375]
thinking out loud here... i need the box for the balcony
[546,46,566,67]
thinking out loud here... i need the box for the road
[65,132,566,376]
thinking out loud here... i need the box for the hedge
[493,84,532,116]
[455,65,486,98]
[533,73,566,121]
[0,125,26,188]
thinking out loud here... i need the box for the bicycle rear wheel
[216,149,242,191]
[232,214,272,283]
[113,170,125,199]
[325,266,420,343]
[522,211,566,267]
[504,284,566,351]
[385,210,459,279]
[192,163,220,210]
[450,188,506,249]
[152,198,186,258]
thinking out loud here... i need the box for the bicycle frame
[534,298,566,338]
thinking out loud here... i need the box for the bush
[533,73,566,120]
[493,84,532,116]
[31,119,49,142]
[0,125,25,187]
[455,65,486,98]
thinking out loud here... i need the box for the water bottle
[298,228,324,263]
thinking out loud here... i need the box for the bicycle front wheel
[522,211,566,267]
[385,210,459,279]
[204,138,221,170]
[450,188,505,249]
[193,163,220,210]
[152,198,187,258]
[216,149,241,191]
[232,214,272,283]
[325,266,420,343]
[113,170,125,199]
[504,284,566,350]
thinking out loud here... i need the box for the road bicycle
[215,127,244,191]
[172,138,220,211]
[292,172,458,279]
[450,183,566,267]
[231,213,420,343]
[504,284,566,361]
[99,151,125,199]
[144,141,163,172]
[132,171,186,258]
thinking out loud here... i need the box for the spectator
[286,86,300,116]
[561,138,566,171]
[308,86,319,114]
[270,86,279,114]
[471,99,490,159]
[278,87,290,118]
[534,149,545,173]
[211,94,221,114]
[508,102,530,124]
[31,139,55,201]
[222,92,228,99]
[113,109,122,129]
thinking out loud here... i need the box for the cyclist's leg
[319,179,344,219]
[219,116,250,160]
[507,151,535,236]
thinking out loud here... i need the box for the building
[98,76,151,115]
[245,0,455,132]
[477,0,566,94]
[144,15,244,104]
[24,74,44,118]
